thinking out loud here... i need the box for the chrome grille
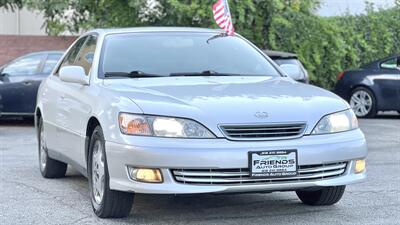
[219,123,307,140]
[172,162,347,185]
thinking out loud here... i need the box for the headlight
[312,109,358,134]
[118,113,215,138]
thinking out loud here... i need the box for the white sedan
[36,27,367,218]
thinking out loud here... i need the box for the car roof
[262,50,297,59]
[26,50,64,55]
[86,27,223,36]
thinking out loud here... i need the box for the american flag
[212,0,235,35]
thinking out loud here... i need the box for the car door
[0,53,46,115]
[54,35,97,168]
[43,38,88,158]
[378,57,400,110]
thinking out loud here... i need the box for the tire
[349,87,377,118]
[88,125,134,218]
[38,118,67,178]
[296,186,346,206]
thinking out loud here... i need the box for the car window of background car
[101,33,280,77]
[54,36,88,76]
[74,35,97,75]
[2,54,44,76]
[42,54,63,74]
[380,57,397,69]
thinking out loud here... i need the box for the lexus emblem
[254,111,269,119]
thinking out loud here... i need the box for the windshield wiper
[104,70,163,78]
[169,70,242,77]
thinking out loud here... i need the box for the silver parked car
[36,27,367,218]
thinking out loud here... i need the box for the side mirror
[59,66,89,85]
[279,64,302,80]
[0,72,9,82]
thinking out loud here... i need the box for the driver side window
[74,35,98,75]
[54,36,88,76]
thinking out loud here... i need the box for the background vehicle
[263,50,309,83]
[334,55,400,118]
[0,51,63,117]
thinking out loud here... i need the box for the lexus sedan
[263,50,309,83]
[36,27,367,218]
[334,54,400,118]
[0,51,63,117]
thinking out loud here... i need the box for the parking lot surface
[1,115,399,225]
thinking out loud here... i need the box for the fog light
[354,159,366,173]
[128,167,163,183]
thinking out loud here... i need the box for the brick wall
[0,35,77,65]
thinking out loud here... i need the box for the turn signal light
[128,167,163,183]
[354,159,366,173]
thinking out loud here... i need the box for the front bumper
[105,129,367,194]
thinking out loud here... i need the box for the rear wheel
[88,125,134,218]
[296,186,346,206]
[38,118,67,178]
[349,87,377,118]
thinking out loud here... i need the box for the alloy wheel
[350,90,373,117]
[39,125,47,172]
[91,140,105,205]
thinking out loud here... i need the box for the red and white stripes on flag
[212,0,235,35]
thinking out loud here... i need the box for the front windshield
[101,32,280,77]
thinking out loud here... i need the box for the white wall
[318,0,396,16]
[0,7,46,35]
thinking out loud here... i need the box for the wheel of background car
[38,118,67,178]
[296,186,346,206]
[88,125,134,218]
[350,87,377,118]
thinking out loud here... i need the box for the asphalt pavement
[0,115,399,225]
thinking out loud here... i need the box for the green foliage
[21,0,400,89]
[0,0,23,10]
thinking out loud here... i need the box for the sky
[317,0,396,16]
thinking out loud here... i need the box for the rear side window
[2,54,44,76]
[54,37,87,76]
[380,58,397,69]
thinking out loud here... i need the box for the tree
[19,0,400,89]
[0,0,23,10]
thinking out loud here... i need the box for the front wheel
[88,125,134,218]
[38,118,67,178]
[296,186,346,206]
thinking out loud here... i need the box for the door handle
[22,80,33,86]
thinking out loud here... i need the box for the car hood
[102,76,349,135]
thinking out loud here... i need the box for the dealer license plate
[249,150,298,178]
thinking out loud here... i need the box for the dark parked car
[334,54,400,118]
[263,50,309,83]
[0,51,63,117]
